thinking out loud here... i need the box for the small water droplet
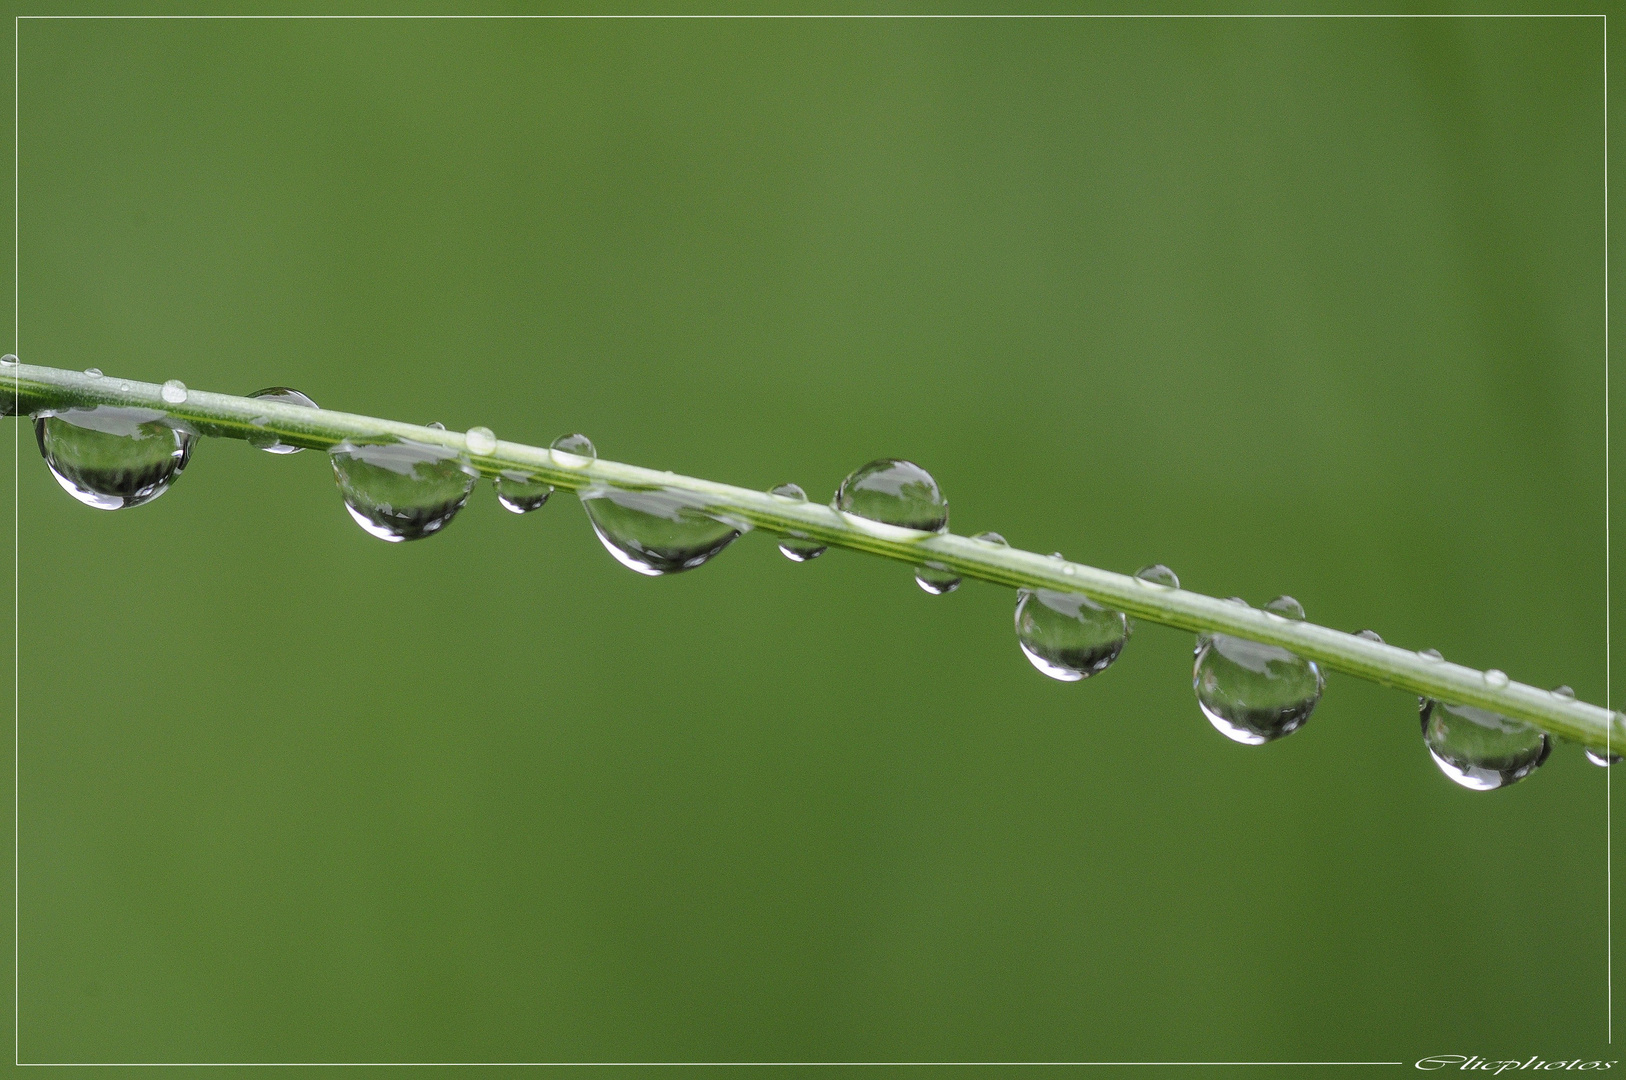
[427,421,446,431]
[1263,595,1305,621]
[769,483,826,562]
[1483,668,1510,688]
[83,368,101,378]
[118,382,130,392]
[1049,552,1065,560]
[35,407,194,510]
[1224,596,1248,607]
[1015,588,1128,681]
[0,355,16,366]
[581,486,744,575]
[494,470,552,514]
[971,531,1008,546]
[1355,629,1384,643]
[1552,684,1576,700]
[1194,627,1324,745]
[1586,749,1619,767]
[160,379,187,404]
[1418,648,1444,662]
[330,439,478,542]
[1134,564,1179,588]
[464,426,497,457]
[915,563,961,595]
[834,459,948,532]
[551,433,596,468]
[1420,699,1550,790]
[246,387,319,454]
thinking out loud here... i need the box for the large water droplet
[1014,588,1128,681]
[551,433,596,468]
[915,563,960,595]
[246,387,319,454]
[1134,563,1179,588]
[465,426,497,457]
[834,459,948,532]
[35,407,195,510]
[769,482,826,562]
[160,379,188,405]
[494,470,552,514]
[1420,698,1551,790]
[581,486,743,575]
[330,439,478,542]
[1194,627,1324,745]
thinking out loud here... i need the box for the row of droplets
[16,365,1602,792]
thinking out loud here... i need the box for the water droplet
[1418,648,1444,662]
[769,483,826,562]
[329,439,478,542]
[1553,684,1576,700]
[1194,627,1324,745]
[972,531,1008,546]
[1483,668,1510,688]
[1049,552,1065,560]
[160,379,187,404]
[83,368,101,378]
[551,433,596,468]
[494,470,552,514]
[916,563,960,595]
[1225,596,1248,607]
[1355,629,1384,643]
[465,426,497,457]
[34,407,194,510]
[1586,749,1619,767]
[1134,564,1179,588]
[1420,698,1550,790]
[246,387,319,454]
[118,382,130,392]
[834,459,948,532]
[0,355,16,366]
[1264,595,1305,620]
[1015,587,1128,681]
[581,486,743,575]
[427,421,446,431]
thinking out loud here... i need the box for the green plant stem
[7,360,1619,751]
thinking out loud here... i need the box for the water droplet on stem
[834,459,948,532]
[581,486,744,575]
[551,433,596,468]
[330,439,478,542]
[160,379,187,405]
[1420,698,1550,790]
[35,407,194,510]
[971,531,1008,546]
[465,426,497,457]
[915,563,960,595]
[769,482,826,561]
[246,387,319,454]
[1015,588,1128,681]
[1194,603,1324,745]
[1134,564,1179,588]
[495,470,552,514]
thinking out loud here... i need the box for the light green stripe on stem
[6,361,1619,751]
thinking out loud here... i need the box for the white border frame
[8,11,1609,1068]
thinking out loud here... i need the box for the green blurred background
[0,7,1615,1071]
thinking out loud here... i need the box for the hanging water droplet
[246,387,319,454]
[1014,587,1128,681]
[1420,698,1551,790]
[83,368,101,378]
[465,426,497,457]
[834,459,948,532]
[581,486,744,575]
[971,531,1008,546]
[551,433,596,468]
[494,470,552,514]
[34,407,194,510]
[160,379,187,405]
[769,482,826,562]
[1134,564,1179,588]
[1418,648,1444,662]
[915,563,960,595]
[1263,595,1305,620]
[1355,629,1384,643]
[1194,610,1324,745]
[1483,668,1509,688]
[329,439,478,542]
[427,421,446,431]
